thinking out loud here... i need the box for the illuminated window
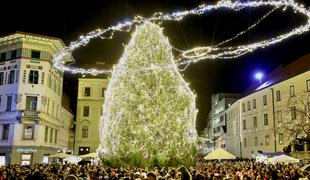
[290,85,295,97]
[24,125,34,140]
[265,135,270,146]
[25,96,37,111]
[279,133,283,145]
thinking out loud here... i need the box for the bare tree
[278,92,310,144]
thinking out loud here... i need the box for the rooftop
[243,53,310,96]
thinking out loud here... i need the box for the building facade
[226,54,310,158]
[0,32,74,165]
[226,101,241,157]
[207,93,240,149]
[75,78,108,155]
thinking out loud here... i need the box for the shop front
[11,146,58,164]
[0,146,12,165]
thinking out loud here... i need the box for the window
[2,125,9,140]
[243,138,247,148]
[49,128,53,143]
[10,50,17,59]
[6,96,12,111]
[52,102,54,116]
[54,130,58,143]
[84,87,90,96]
[254,137,258,147]
[24,125,34,140]
[82,126,88,138]
[276,90,281,101]
[8,70,15,84]
[247,101,251,110]
[279,133,283,145]
[0,52,6,62]
[48,75,51,88]
[102,88,105,97]
[263,95,267,105]
[28,70,39,84]
[0,72,4,85]
[31,50,40,59]
[83,106,89,117]
[290,85,295,97]
[220,115,224,122]
[44,126,48,142]
[56,105,58,118]
[242,103,245,112]
[46,99,50,114]
[41,72,45,85]
[265,135,270,146]
[307,79,310,92]
[20,154,32,165]
[43,155,49,164]
[79,147,90,155]
[253,116,258,128]
[242,119,246,130]
[264,113,268,125]
[25,96,37,111]
[277,110,282,122]
[291,107,296,120]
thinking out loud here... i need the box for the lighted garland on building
[98,22,197,167]
[53,0,310,75]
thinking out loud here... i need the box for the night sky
[1,0,310,132]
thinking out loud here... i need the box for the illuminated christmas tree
[99,22,197,167]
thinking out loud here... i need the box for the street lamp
[255,72,264,85]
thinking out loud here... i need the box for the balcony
[22,111,39,118]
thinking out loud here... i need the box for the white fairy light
[53,0,310,75]
[98,23,197,167]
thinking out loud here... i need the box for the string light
[98,22,197,167]
[53,0,310,75]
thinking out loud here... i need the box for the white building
[226,100,241,157]
[75,78,108,155]
[226,54,310,158]
[207,93,239,149]
[0,32,75,165]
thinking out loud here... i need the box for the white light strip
[53,0,310,75]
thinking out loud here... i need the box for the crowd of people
[0,160,308,180]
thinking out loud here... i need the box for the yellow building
[75,78,108,155]
[226,54,310,158]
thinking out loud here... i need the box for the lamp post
[255,72,264,85]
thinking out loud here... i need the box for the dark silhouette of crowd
[0,160,308,180]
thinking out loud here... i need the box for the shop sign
[16,148,37,153]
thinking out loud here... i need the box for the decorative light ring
[53,0,310,75]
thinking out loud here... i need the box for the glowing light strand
[53,0,310,75]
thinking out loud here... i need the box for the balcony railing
[22,111,39,118]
